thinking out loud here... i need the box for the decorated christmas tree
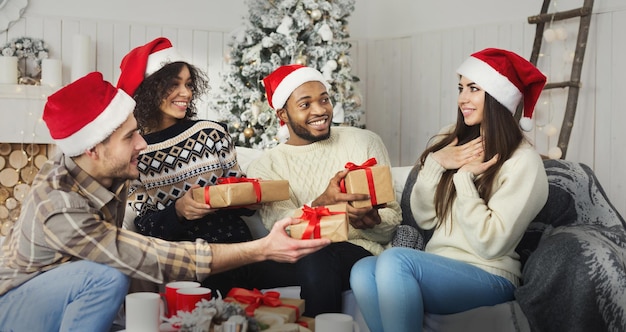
[212,0,364,149]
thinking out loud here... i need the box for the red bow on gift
[203,177,262,206]
[297,205,345,240]
[340,157,379,206]
[225,288,300,318]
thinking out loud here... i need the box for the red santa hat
[263,64,330,110]
[43,72,135,157]
[117,37,185,96]
[456,48,546,131]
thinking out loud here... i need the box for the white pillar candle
[41,59,63,87]
[0,56,18,84]
[71,34,93,82]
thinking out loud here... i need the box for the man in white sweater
[247,65,402,316]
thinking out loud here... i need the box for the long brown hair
[133,62,209,134]
[418,93,524,229]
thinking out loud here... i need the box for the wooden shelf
[0,84,60,144]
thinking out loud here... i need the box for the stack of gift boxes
[190,158,395,331]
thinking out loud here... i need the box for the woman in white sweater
[350,48,549,332]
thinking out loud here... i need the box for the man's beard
[286,115,331,143]
[102,150,139,181]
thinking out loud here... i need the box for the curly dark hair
[133,62,209,134]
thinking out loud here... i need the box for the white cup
[315,313,360,332]
[125,292,162,332]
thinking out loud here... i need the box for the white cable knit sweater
[247,126,402,255]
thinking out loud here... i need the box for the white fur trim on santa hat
[271,67,330,109]
[55,90,135,157]
[457,56,522,114]
[145,47,185,77]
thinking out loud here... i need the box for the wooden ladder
[523,0,595,159]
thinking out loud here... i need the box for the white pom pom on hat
[456,48,547,131]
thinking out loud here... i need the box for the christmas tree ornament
[243,127,255,139]
[310,9,322,21]
[349,94,362,107]
[295,55,308,65]
[337,54,348,66]
[318,23,334,42]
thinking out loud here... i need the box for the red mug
[176,287,212,313]
[161,281,200,318]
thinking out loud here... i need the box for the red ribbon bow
[225,288,300,318]
[340,157,379,206]
[203,177,262,206]
[297,205,345,240]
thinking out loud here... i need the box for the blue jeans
[350,247,515,332]
[0,260,130,332]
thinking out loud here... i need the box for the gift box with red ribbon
[225,288,305,324]
[289,203,348,242]
[191,177,289,208]
[340,157,395,208]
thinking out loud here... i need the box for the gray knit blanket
[514,160,626,332]
[394,159,626,331]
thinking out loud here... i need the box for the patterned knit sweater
[247,126,402,255]
[128,120,253,243]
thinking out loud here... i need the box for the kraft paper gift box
[225,288,305,324]
[289,203,348,242]
[342,158,396,208]
[191,178,289,208]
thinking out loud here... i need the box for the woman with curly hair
[350,48,549,332]
[117,37,252,245]
[117,38,296,297]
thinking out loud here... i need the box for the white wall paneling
[595,10,626,218]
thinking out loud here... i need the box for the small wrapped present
[289,204,348,242]
[192,177,289,208]
[225,288,305,324]
[341,157,396,208]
